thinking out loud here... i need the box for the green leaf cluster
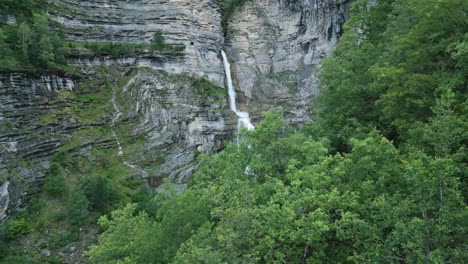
[150,32,185,53]
[6,219,30,240]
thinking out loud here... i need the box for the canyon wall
[0,0,351,221]
[226,0,351,123]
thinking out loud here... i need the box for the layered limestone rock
[116,68,234,183]
[1,0,353,221]
[0,73,79,220]
[225,0,352,123]
[0,0,233,221]
[0,181,10,220]
[0,65,238,220]
[50,0,226,85]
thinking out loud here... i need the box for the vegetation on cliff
[0,64,227,263]
[0,0,466,263]
[218,0,252,34]
[86,0,467,263]
[0,1,66,71]
[0,1,185,72]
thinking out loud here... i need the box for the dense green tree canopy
[87,0,467,262]
[0,1,67,71]
[88,113,466,263]
[1,0,466,263]
[315,0,467,151]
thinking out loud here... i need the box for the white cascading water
[0,181,10,220]
[221,50,255,132]
[110,87,148,177]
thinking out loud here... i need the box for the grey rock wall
[50,0,227,86]
[1,0,352,221]
[0,73,79,220]
[225,0,351,123]
[0,67,236,221]
[51,0,351,124]
[117,68,235,183]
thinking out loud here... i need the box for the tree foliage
[87,109,466,263]
[16,0,464,263]
[0,2,67,72]
[315,0,468,151]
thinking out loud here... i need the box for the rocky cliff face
[50,0,226,85]
[0,73,79,220]
[0,0,352,221]
[114,67,234,184]
[0,66,234,221]
[225,0,351,123]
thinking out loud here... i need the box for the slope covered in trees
[1,0,466,262]
[0,0,68,71]
[86,0,467,263]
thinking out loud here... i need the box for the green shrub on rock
[43,164,66,196]
[6,219,30,240]
[83,175,119,214]
[66,188,89,227]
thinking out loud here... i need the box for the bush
[151,32,166,50]
[190,77,224,97]
[83,175,119,213]
[66,189,89,227]
[43,164,66,196]
[0,241,7,261]
[80,42,145,56]
[6,219,29,239]
[0,224,7,259]
[151,32,185,52]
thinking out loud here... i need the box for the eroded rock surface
[117,68,234,183]
[1,0,352,223]
[225,0,351,123]
[50,0,226,85]
[0,73,79,219]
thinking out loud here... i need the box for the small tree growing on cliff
[38,35,54,68]
[17,22,32,61]
[0,29,16,70]
[151,32,166,50]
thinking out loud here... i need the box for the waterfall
[0,181,10,220]
[221,50,255,132]
[110,87,148,177]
